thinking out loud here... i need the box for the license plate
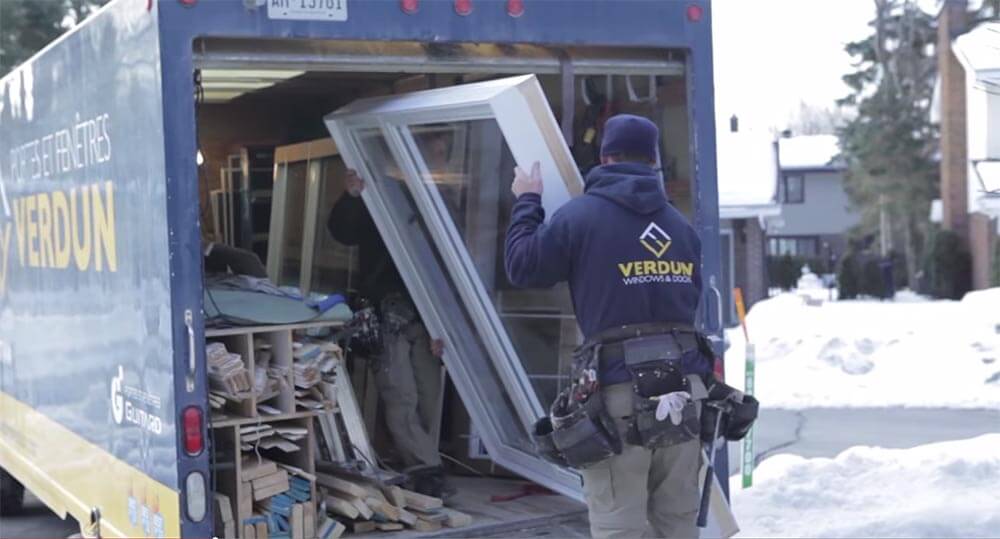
[267,0,347,21]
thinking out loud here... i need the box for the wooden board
[324,495,359,520]
[401,488,443,511]
[381,485,406,508]
[413,519,442,532]
[376,523,404,532]
[317,517,345,539]
[315,473,367,498]
[396,508,417,527]
[292,504,305,539]
[255,521,269,539]
[441,508,473,528]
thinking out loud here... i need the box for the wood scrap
[376,523,404,531]
[304,502,316,539]
[401,488,443,511]
[276,463,317,482]
[349,497,374,520]
[291,504,304,539]
[409,508,447,523]
[255,521,269,539]
[441,507,473,528]
[364,497,400,522]
[380,485,406,508]
[317,517,345,539]
[413,519,442,532]
[241,457,278,481]
[243,523,257,539]
[324,495,359,520]
[396,508,418,527]
[345,520,375,534]
[316,473,367,498]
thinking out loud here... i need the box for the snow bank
[732,434,1000,538]
[724,289,1000,408]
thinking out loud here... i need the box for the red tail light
[182,406,204,456]
[507,0,524,17]
[401,0,418,14]
[687,4,704,22]
[455,0,472,16]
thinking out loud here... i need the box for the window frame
[323,75,585,500]
[782,173,806,204]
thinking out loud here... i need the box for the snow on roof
[954,22,1000,84]
[778,134,843,170]
[715,127,780,216]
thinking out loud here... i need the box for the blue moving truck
[0,0,725,536]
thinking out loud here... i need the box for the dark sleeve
[326,193,372,247]
[503,193,572,288]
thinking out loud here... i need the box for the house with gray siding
[768,135,861,273]
[717,123,781,325]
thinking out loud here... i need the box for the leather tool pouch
[700,380,760,443]
[621,335,700,449]
[531,416,569,467]
[542,388,622,469]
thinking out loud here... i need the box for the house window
[768,236,819,257]
[782,174,805,204]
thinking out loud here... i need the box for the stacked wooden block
[239,457,316,539]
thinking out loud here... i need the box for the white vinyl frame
[324,75,586,499]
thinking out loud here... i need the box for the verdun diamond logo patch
[639,222,672,258]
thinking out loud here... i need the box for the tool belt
[613,329,703,449]
[531,323,711,466]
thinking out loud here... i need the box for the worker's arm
[504,163,572,288]
[327,169,372,246]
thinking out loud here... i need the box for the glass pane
[275,162,307,287]
[310,156,360,295]
[351,127,536,454]
[405,120,581,409]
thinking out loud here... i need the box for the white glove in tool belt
[654,391,691,425]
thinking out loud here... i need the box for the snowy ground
[731,435,1000,538]
[724,287,1000,409]
[725,286,1000,538]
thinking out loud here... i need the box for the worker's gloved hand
[654,391,691,425]
[511,161,543,198]
[345,169,365,197]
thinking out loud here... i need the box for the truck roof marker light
[178,0,197,6]
[507,0,524,17]
[182,406,204,456]
[401,0,418,14]
[687,4,703,22]
[455,0,472,16]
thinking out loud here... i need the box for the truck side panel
[0,1,183,536]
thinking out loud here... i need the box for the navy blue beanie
[600,114,659,162]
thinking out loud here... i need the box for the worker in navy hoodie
[505,114,708,539]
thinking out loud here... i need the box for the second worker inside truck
[325,131,454,498]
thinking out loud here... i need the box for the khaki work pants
[580,379,706,539]
[374,321,442,468]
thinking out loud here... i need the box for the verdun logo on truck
[0,112,119,298]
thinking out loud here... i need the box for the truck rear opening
[192,37,700,537]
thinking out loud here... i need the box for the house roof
[716,127,781,219]
[954,22,1000,85]
[778,134,843,171]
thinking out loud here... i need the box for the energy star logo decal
[639,222,672,258]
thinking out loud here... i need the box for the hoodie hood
[584,163,668,215]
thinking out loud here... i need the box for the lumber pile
[315,472,472,535]
[239,456,316,539]
[207,342,253,400]
[292,340,343,411]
